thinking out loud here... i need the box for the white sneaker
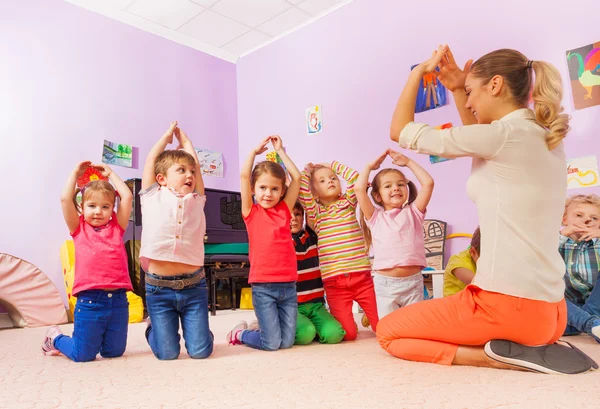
[247,320,259,331]
[41,326,62,356]
[226,321,248,345]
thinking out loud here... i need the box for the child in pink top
[140,121,212,360]
[226,135,302,351]
[42,162,133,362]
[356,149,434,319]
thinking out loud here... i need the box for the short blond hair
[564,194,600,213]
[154,150,196,176]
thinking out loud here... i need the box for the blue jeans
[565,279,600,336]
[241,282,297,351]
[54,289,129,362]
[145,275,213,360]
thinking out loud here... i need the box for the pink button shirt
[365,203,427,270]
[139,183,206,272]
[71,212,132,296]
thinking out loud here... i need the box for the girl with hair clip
[42,162,133,362]
[355,148,434,320]
[226,135,302,351]
[377,45,596,374]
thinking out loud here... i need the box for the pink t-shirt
[365,203,427,270]
[71,212,132,296]
[139,183,206,272]
[244,201,297,284]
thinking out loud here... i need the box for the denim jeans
[145,275,213,360]
[241,282,297,351]
[54,289,129,362]
[564,279,600,336]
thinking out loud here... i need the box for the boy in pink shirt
[140,121,212,360]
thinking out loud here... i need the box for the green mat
[204,243,249,255]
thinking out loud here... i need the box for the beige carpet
[1,310,599,409]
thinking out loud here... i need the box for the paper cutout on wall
[266,151,287,174]
[429,123,454,164]
[195,148,224,178]
[566,42,600,110]
[423,219,447,270]
[306,105,323,135]
[567,155,600,189]
[412,65,447,113]
[102,140,133,168]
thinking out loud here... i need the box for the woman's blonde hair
[72,180,117,214]
[470,49,570,150]
[360,168,418,252]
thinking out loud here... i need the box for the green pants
[295,302,346,345]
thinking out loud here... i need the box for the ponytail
[360,208,373,253]
[406,181,418,206]
[530,61,570,150]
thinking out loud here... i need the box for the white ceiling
[65,0,353,63]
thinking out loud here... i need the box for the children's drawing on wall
[412,64,447,113]
[567,155,600,189]
[566,41,600,110]
[195,148,223,178]
[266,150,287,174]
[102,140,133,168]
[306,105,323,135]
[423,219,447,270]
[429,123,454,164]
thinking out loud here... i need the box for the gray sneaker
[484,339,598,375]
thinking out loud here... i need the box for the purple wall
[237,0,600,258]
[0,0,238,301]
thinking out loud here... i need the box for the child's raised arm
[270,135,301,212]
[142,121,177,190]
[299,165,318,225]
[174,127,204,195]
[240,137,271,218]
[94,164,133,230]
[356,151,388,221]
[388,150,434,213]
[331,161,360,206]
[60,161,92,233]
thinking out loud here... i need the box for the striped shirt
[299,161,371,280]
[293,227,325,304]
[559,234,600,304]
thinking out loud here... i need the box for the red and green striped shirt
[299,161,371,280]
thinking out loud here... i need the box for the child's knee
[319,324,345,344]
[72,350,98,362]
[342,324,358,341]
[188,338,214,359]
[295,324,317,345]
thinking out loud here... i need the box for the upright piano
[203,188,250,315]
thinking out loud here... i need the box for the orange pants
[376,285,566,365]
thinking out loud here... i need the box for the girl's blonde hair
[251,161,287,201]
[360,168,418,252]
[470,49,570,150]
[72,180,117,214]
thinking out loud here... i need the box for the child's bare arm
[241,137,271,218]
[175,127,204,195]
[142,121,177,190]
[356,151,387,221]
[94,164,133,230]
[61,161,91,233]
[453,267,475,285]
[269,136,301,212]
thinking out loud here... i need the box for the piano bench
[206,255,250,316]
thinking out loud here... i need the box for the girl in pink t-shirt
[41,161,133,362]
[226,135,302,351]
[356,149,434,319]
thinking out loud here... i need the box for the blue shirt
[559,235,600,304]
